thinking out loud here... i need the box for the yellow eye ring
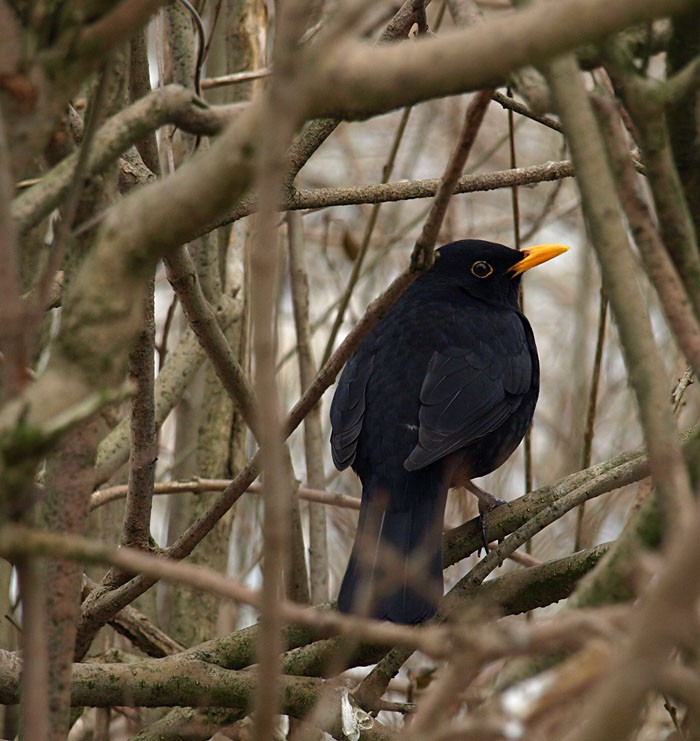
[471,260,493,279]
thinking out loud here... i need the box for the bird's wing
[330,353,375,470]
[405,322,533,470]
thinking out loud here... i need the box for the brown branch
[15,560,49,739]
[603,43,700,318]
[82,577,185,658]
[40,423,96,738]
[120,279,157,551]
[90,479,360,511]
[250,1,314,735]
[566,507,700,741]
[77,0,171,61]
[129,28,161,174]
[92,306,237,486]
[163,247,260,439]
[225,159,578,225]
[305,0,690,120]
[0,104,25,400]
[201,68,273,89]
[320,106,413,366]
[492,89,563,132]
[575,289,608,552]
[592,91,700,377]
[12,85,241,235]
[412,87,495,270]
[288,212,330,603]
[29,62,113,372]
[544,53,694,529]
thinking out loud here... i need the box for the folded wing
[405,326,533,471]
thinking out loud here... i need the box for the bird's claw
[477,497,506,555]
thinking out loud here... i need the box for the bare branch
[12,86,241,235]
[288,212,330,603]
[164,247,260,439]
[121,280,157,551]
[225,160,577,224]
[306,0,691,119]
[544,54,694,529]
[0,106,24,398]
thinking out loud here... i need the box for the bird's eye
[471,260,493,279]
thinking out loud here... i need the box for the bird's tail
[337,472,448,624]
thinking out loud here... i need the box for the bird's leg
[465,481,505,553]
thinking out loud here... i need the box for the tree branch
[305,0,691,119]
[12,85,241,235]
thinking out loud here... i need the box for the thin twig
[90,479,361,511]
[321,105,413,366]
[491,90,563,133]
[575,290,607,552]
[507,87,532,559]
[225,159,579,224]
[672,367,694,415]
[201,68,273,89]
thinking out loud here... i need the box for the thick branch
[12,85,239,235]
[305,0,690,119]
[545,54,694,528]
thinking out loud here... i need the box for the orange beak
[509,243,569,276]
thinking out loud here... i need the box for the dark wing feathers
[405,320,533,471]
[330,354,374,469]
[331,301,536,475]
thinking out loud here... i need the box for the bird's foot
[477,506,505,555]
[466,482,505,554]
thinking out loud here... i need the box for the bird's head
[432,239,568,306]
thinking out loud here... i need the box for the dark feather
[330,240,546,623]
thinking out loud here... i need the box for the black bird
[330,239,567,624]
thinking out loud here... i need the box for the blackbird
[330,239,567,624]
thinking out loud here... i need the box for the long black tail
[337,471,448,624]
